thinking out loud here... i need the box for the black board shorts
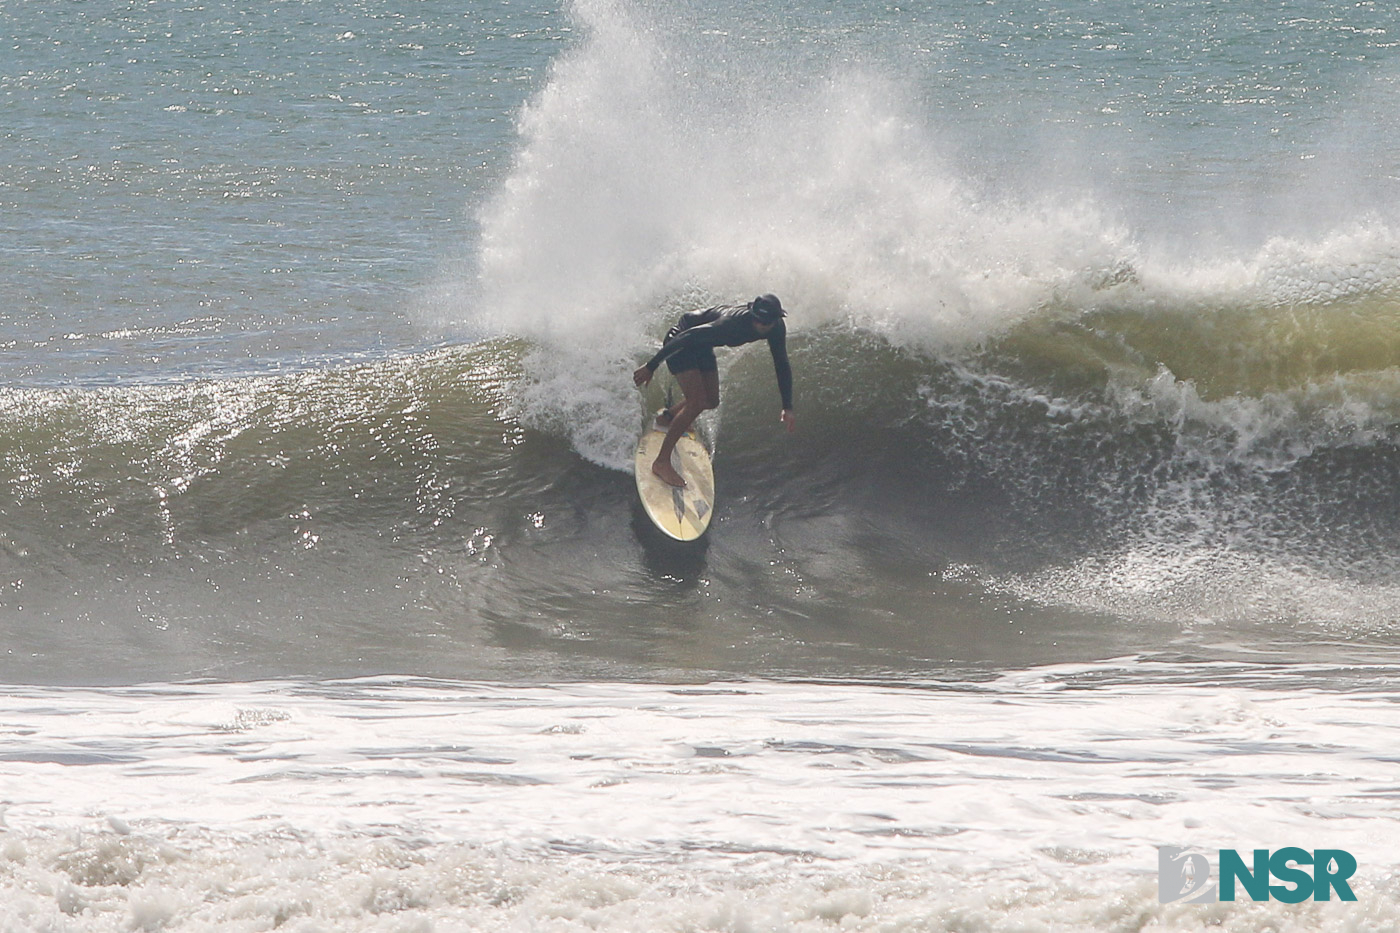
[664,344,718,375]
[662,323,719,375]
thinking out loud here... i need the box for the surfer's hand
[633,366,653,388]
[780,409,795,433]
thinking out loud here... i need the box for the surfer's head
[750,294,785,324]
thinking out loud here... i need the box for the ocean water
[3,0,1400,929]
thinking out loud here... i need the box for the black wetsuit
[645,304,794,410]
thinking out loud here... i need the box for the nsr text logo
[1158,847,1357,904]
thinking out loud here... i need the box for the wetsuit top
[646,304,793,410]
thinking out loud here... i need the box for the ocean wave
[3,295,1400,683]
[430,0,1400,479]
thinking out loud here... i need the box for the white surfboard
[634,419,715,541]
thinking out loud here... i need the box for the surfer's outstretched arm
[768,329,795,432]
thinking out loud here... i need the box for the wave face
[7,288,1400,684]
[8,0,1400,683]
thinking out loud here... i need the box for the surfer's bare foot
[652,459,686,488]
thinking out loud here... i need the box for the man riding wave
[633,294,795,487]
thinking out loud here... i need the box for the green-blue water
[4,4,1400,927]
[5,0,1400,680]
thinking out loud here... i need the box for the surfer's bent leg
[658,370,716,427]
[653,366,716,488]
[700,369,719,410]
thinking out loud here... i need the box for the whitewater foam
[450,0,1400,475]
[454,0,1156,467]
[2,671,1397,931]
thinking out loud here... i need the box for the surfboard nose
[634,427,714,541]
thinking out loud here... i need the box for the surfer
[633,294,795,487]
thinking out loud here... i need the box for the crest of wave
[1126,219,1400,310]
[466,0,1131,468]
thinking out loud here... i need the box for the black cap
[751,294,785,321]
